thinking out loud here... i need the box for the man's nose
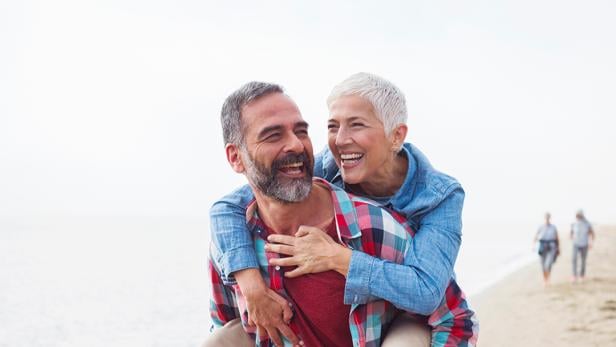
[284,133,304,153]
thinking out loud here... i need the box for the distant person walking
[570,210,595,283]
[534,212,559,286]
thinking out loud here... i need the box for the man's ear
[225,144,246,173]
[390,124,408,151]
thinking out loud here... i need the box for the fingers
[269,291,294,323]
[295,225,312,237]
[267,234,296,245]
[281,302,293,323]
[265,243,295,256]
[269,256,300,267]
[284,267,308,278]
[278,324,301,346]
[257,326,269,344]
[296,225,325,237]
[266,326,283,347]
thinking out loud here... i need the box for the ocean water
[455,220,539,296]
[0,217,539,346]
[0,217,212,347]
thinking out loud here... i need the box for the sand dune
[472,225,616,346]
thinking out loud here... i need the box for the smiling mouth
[278,162,304,175]
[340,153,364,166]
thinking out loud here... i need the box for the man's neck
[251,182,334,235]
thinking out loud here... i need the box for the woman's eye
[351,123,364,127]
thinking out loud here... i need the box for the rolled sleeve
[344,250,375,305]
[218,245,259,285]
[209,185,258,283]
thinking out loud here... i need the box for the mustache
[271,152,311,170]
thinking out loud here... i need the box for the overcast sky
[1,0,615,225]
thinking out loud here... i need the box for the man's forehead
[242,93,296,114]
[241,93,306,132]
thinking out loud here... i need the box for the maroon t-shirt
[282,221,353,347]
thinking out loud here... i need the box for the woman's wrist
[331,246,352,277]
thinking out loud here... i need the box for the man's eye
[351,122,364,127]
[327,124,338,130]
[296,129,308,136]
[265,133,281,141]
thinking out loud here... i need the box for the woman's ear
[225,144,246,173]
[390,124,408,151]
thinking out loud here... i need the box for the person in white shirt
[534,212,560,286]
[570,210,595,283]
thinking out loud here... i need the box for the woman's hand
[266,225,352,277]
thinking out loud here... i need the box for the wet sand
[472,225,616,346]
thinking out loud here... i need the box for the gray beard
[242,150,312,203]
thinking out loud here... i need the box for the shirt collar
[245,199,271,240]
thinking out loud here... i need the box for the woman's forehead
[328,95,377,121]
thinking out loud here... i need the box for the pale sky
[1,0,615,225]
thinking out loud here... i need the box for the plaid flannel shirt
[209,178,478,346]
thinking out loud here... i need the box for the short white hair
[327,72,408,135]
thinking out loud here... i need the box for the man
[533,212,559,286]
[570,210,595,283]
[205,81,477,347]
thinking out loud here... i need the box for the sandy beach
[472,225,616,346]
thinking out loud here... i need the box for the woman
[210,73,476,346]
[534,212,560,286]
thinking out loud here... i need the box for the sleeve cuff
[344,250,375,305]
[219,246,259,285]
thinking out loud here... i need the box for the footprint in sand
[567,326,591,332]
[600,301,616,312]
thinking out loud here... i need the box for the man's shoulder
[319,178,412,237]
[349,195,413,235]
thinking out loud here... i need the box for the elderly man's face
[239,92,314,203]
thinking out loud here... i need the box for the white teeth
[340,153,363,160]
[281,162,303,168]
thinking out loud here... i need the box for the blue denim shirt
[209,142,464,315]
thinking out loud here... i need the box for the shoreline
[466,252,536,299]
[470,225,616,346]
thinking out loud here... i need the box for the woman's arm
[267,188,464,315]
[354,186,464,314]
[209,186,299,346]
[209,185,258,282]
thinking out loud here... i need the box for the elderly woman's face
[327,95,395,185]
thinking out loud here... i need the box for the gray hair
[220,81,284,146]
[326,72,408,135]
